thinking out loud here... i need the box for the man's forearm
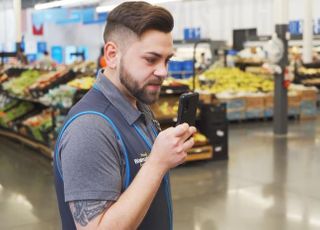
[97,158,166,229]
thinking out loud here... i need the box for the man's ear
[104,41,119,69]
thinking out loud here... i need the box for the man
[38,50,56,68]
[16,47,28,65]
[54,2,196,230]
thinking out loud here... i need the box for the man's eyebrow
[146,52,174,59]
[167,53,174,59]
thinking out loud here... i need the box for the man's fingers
[174,123,189,137]
[180,126,197,142]
[182,137,195,151]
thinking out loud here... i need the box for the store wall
[44,23,104,62]
[0,0,28,51]
[163,0,273,44]
[2,0,320,61]
[163,0,320,44]
[23,9,105,62]
[0,0,16,50]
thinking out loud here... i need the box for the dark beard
[119,62,162,105]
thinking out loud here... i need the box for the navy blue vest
[53,87,173,230]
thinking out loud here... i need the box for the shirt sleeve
[59,114,123,202]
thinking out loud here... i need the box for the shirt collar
[95,69,143,125]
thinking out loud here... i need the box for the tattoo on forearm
[69,200,112,226]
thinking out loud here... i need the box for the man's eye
[145,58,156,64]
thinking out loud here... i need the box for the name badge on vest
[134,152,149,167]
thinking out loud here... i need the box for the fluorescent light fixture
[96,0,182,13]
[96,4,117,13]
[35,0,100,10]
[147,0,183,3]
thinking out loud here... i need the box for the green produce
[2,70,40,96]
[22,109,53,142]
[0,102,34,126]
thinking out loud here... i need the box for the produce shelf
[186,145,213,162]
[0,128,52,159]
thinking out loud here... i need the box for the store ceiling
[1,0,202,10]
[1,0,98,9]
[22,0,51,9]
[0,0,49,9]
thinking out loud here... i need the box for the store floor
[1,119,320,230]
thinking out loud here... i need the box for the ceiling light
[35,0,100,10]
[96,4,117,13]
[96,0,182,13]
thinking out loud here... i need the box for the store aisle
[0,119,320,230]
[0,135,60,229]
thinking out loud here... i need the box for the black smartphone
[176,92,199,126]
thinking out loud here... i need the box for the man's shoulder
[59,114,118,151]
[66,113,117,135]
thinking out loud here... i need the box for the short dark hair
[103,1,174,43]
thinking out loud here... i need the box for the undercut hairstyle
[103,1,174,43]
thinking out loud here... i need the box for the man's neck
[103,68,138,109]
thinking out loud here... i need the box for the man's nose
[154,63,168,79]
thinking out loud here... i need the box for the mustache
[146,77,163,85]
[146,80,163,85]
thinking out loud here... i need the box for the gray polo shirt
[59,71,159,202]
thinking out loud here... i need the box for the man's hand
[148,123,196,172]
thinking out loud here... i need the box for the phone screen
[176,92,199,126]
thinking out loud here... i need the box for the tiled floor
[1,118,320,229]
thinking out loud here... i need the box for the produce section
[295,65,320,88]
[0,63,226,161]
[2,70,41,96]
[0,63,96,155]
[1,57,319,161]
[169,67,319,121]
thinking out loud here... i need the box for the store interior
[1,0,320,229]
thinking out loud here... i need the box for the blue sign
[289,20,301,35]
[82,8,95,24]
[44,8,68,23]
[83,8,108,25]
[183,27,201,41]
[51,46,63,64]
[37,42,47,54]
[32,8,108,26]
[98,13,108,22]
[27,54,37,63]
[289,19,320,35]
[56,9,82,24]
[32,12,44,28]
[32,9,67,26]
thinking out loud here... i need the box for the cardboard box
[301,89,317,101]
[288,94,302,107]
[246,96,265,109]
[264,95,274,108]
